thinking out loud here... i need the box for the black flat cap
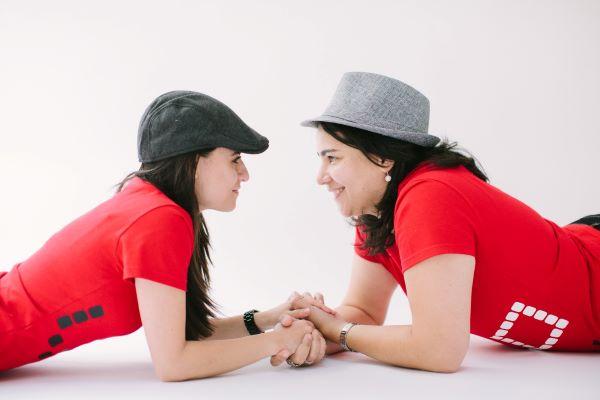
[137,90,269,162]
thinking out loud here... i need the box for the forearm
[336,304,379,325]
[326,304,379,354]
[207,311,276,340]
[331,324,466,373]
[161,331,280,381]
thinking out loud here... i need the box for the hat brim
[301,115,441,147]
[139,129,269,163]
[224,127,270,155]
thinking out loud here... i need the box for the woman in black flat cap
[0,91,331,380]
[291,72,600,372]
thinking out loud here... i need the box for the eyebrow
[231,151,241,157]
[318,149,338,157]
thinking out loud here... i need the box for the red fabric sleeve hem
[401,244,476,273]
[123,271,188,292]
[353,245,385,264]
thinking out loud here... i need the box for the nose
[239,160,249,182]
[316,163,331,186]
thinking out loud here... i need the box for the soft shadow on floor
[0,360,311,384]
[0,360,155,382]
[475,342,600,358]
[326,350,462,374]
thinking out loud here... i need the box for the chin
[209,201,237,212]
[222,203,237,212]
[337,204,353,218]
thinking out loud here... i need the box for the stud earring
[385,173,391,182]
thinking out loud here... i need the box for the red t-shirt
[355,164,600,351]
[0,178,194,371]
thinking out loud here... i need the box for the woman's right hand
[290,291,336,315]
[261,291,336,331]
[273,317,315,356]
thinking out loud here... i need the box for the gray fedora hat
[301,72,441,147]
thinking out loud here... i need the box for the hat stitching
[144,92,198,123]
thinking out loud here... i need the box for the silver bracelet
[339,322,357,352]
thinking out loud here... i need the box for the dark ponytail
[117,150,217,340]
[320,122,488,256]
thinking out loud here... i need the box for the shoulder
[393,167,477,229]
[123,205,194,239]
[399,165,474,194]
[398,169,472,205]
[118,179,193,233]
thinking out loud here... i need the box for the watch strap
[243,309,263,335]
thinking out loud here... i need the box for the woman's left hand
[286,292,348,340]
[304,304,348,342]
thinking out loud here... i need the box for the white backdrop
[1,0,599,330]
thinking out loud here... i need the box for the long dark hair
[320,122,488,256]
[117,150,217,340]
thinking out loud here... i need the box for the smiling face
[315,126,393,217]
[195,147,249,212]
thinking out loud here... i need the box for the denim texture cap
[301,72,441,147]
[138,90,269,162]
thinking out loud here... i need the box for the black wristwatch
[243,309,263,335]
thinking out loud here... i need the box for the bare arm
[326,254,398,354]
[207,292,336,341]
[135,278,312,381]
[205,312,278,341]
[311,254,475,373]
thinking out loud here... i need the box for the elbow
[419,342,468,373]
[392,335,468,373]
[152,344,191,382]
[154,357,190,382]
[424,356,464,373]
[385,348,466,373]
[155,365,186,382]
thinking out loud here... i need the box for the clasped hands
[266,292,349,368]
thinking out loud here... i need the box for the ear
[379,158,394,173]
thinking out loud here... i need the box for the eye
[233,156,242,164]
[327,155,337,164]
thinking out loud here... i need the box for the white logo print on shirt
[489,301,570,350]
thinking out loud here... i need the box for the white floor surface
[1,332,598,400]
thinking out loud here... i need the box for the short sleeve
[117,206,194,291]
[394,179,476,272]
[353,225,388,265]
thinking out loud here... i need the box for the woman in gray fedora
[290,72,600,372]
[0,91,332,379]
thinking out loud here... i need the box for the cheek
[335,166,381,212]
[196,164,235,205]
[211,171,236,198]
[329,166,350,187]
[331,164,367,198]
